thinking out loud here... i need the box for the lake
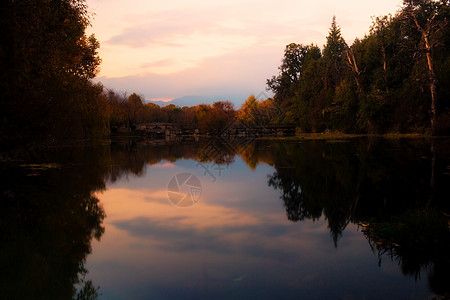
[1,137,449,299]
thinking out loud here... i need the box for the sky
[86,0,403,105]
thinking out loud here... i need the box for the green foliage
[329,80,360,132]
[360,90,391,133]
[267,43,321,122]
[267,3,450,134]
[323,16,347,86]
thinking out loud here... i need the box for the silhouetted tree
[0,0,106,145]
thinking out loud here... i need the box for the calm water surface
[1,138,449,299]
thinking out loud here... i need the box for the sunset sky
[86,0,403,105]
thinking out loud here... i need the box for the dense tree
[267,44,320,121]
[236,95,278,126]
[103,93,238,135]
[401,0,449,133]
[126,93,145,128]
[0,0,106,146]
[237,95,259,125]
[104,89,127,130]
[268,5,450,134]
[292,46,325,131]
[208,101,235,134]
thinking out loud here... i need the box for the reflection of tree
[197,138,235,165]
[103,138,449,296]
[266,141,360,246]
[2,138,447,298]
[262,138,449,295]
[0,138,242,299]
[361,209,450,298]
[268,170,320,222]
[107,138,233,183]
[264,139,449,247]
[0,146,106,299]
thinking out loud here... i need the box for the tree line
[104,90,236,134]
[103,0,450,136]
[0,0,277,146]
[2,136,448,298]
[2,0,449,148]
[267,0,450,134]
[103,90,279,134]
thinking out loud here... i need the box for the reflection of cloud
[152,162,176,168]
[113,217,298,261]
[97,184,311,262]
[114,217,233,253]
[97,187,261,228]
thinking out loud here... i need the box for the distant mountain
[145,95,216,107]
[172,96,216,107]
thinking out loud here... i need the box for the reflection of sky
[87,158,429,300]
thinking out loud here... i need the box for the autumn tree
[237,95,259,125]
[256,98,277,125]
[0,0,105,145]
[194,104,212,133]
[206,101,235,134]
[145,102,167,123]
[126,93,145,127]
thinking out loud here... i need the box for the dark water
[1,137,449,300]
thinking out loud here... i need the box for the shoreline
[258,132,450,140]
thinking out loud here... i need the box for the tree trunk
[425,43,438,134]
[345,47,361,90]
[410,12,438,134]
[381,47,387,73]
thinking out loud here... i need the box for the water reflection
[266,140,449,244]
[261,139,450,298]
[362,209,450,297]
[0,146,107,299]
[1,138,449,299]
